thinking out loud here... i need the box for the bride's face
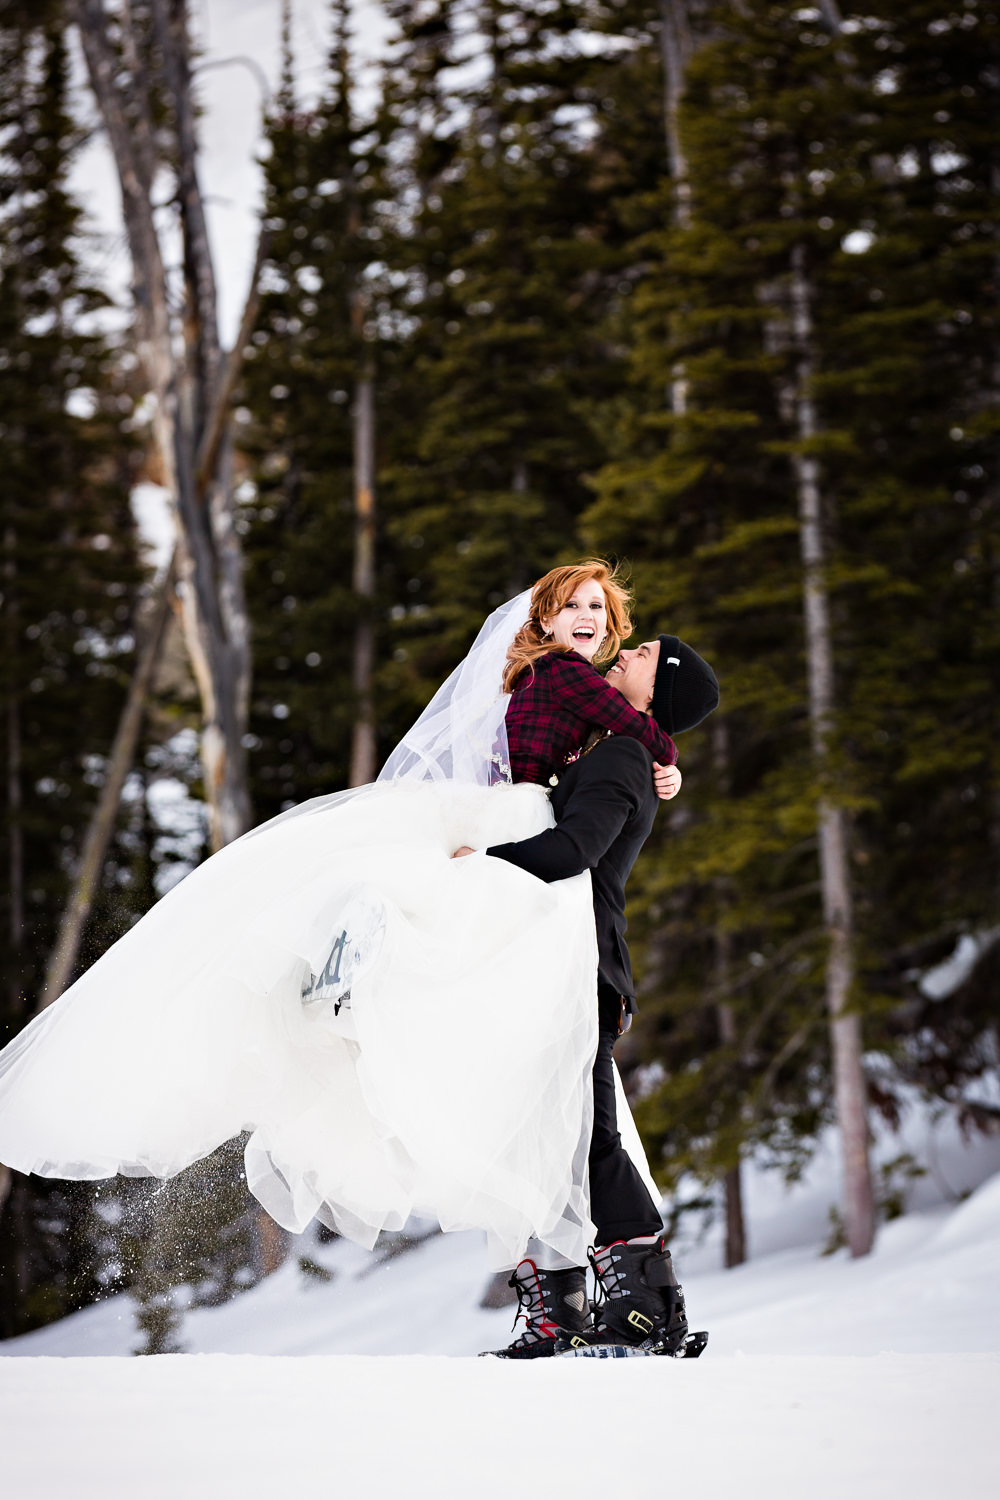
[541,580,607,662]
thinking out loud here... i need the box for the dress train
[0,780,622,1268]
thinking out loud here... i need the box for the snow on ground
[3,1113,1000,1497]
[3,1352,996,1500]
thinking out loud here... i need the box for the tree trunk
[717,996,747,1267]
[4,526,22,1020]
[988,156,1000,935]
[657,0,692,229]
[789,243,875,1258]
[713,715,747,1267]
[6,663,22,987]
[344,11,376,792]
[1,528,22,1229]
[73,0,257,853]
[38,558,177,1011]
[722,1162,746,1268]
[658,3,698,415]
[716,980,748,1269]
[152,0,250,850]
[349,370,377,788]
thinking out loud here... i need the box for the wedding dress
[0,591,658,1269]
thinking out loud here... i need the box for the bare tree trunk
[722,1161,746,1267]
[327,0,376,791]
[713,716,747,1267]
[4,527,23,1019]
[6,671,22,985]
[987,156,1000,930]
[153,0,250,850]
[1,528,22,1229]
[717,995,746,1267]
[658,0,692,229]
[349,371,377,787]
[789,244,874,1258]
[73,0,258,853]
[658,3,699,415]
[38,559,177,1011]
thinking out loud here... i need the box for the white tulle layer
[0,781,612,1269]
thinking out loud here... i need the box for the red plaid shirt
[504,650,678,785]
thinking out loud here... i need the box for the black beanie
[651,635,720,735]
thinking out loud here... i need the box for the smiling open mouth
[573,627,595,640]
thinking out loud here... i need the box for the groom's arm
[486,738,651,882]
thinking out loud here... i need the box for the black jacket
[487,735,658,1008]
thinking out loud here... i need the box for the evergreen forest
[1,0,997,1340]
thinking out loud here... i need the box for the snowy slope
[3,1120,1000,1499]
[5,1173,1000,1361]
[5,1109,1000,1360]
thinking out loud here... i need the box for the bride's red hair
[502,560,633,693]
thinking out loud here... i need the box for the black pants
[588,984,663,1247]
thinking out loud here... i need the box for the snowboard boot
[480,1260,591,1359]
[586,1234,707,1357]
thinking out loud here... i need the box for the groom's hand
[451,846,475,858]
[653,763,682,801]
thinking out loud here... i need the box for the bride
[0,559,676,1271]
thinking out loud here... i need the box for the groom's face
[607,640,660,712]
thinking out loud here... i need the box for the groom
[458,635,719,1357]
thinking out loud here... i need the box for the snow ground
[3,1113,1000,1497]
[3,1352,996,1500]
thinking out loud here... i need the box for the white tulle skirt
[0,780,642,1269]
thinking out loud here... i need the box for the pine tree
[584,0,1000,1235]
[374,0,648,705]
[813,0,1000,1120]
[239,0,663,791]
[0,8,148,1336]
[238,2,389,816]
[582,3,826,1213]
